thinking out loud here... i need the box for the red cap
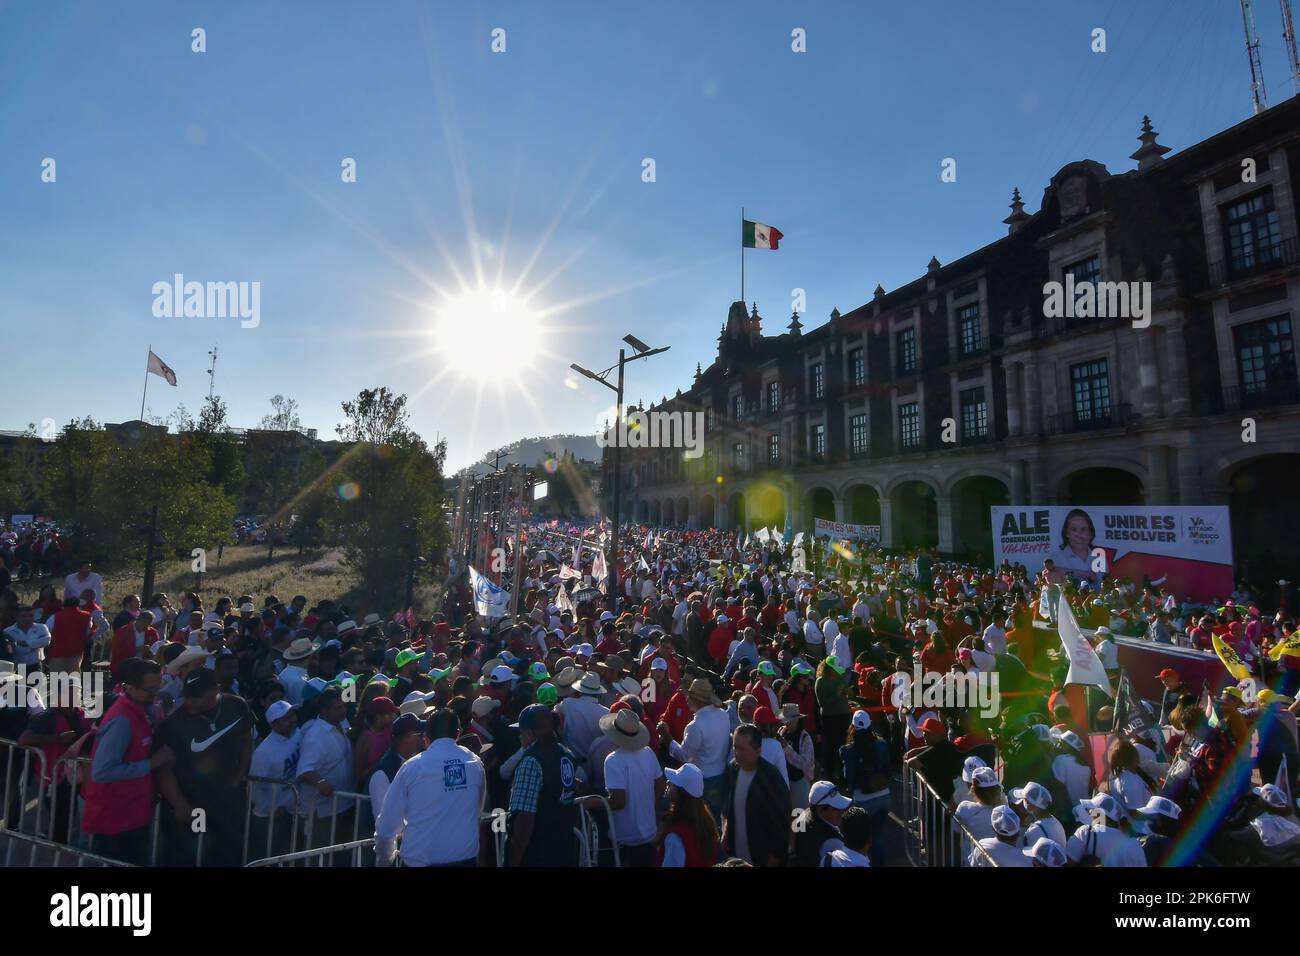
[919,717,946,735]
[1158,668,1179,682]
[365,696,398,717]
[753,706,779,725]
[609,699,631,714]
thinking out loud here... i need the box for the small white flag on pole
[147,350,178,386]
[1056,593,1113,696]
[592,548,608,587]
[555,581,575,616]
[469,565,512,619]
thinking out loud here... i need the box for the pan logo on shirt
[443,758,467,791]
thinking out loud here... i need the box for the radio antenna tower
[207,344,219,401]
[1281,0,1300,94]
[1241,0,1270,113]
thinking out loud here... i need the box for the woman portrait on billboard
[1056,508,1102,584]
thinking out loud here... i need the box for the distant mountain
[453,433,601,478]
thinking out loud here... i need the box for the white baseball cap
[1010,782,1052,811]
[1134,795,1182,820]
[664,762,704,799]
[851,709,871,731]
[970,766,1001,789]
[990,804,1020,837]
[599,611,615,622]
[650,657,669,672]
[1253,784,1289,809]
[1022,836,1067,866]
[576,643,594,657]
[809,780,852,811]
[489,665,517,685]
[960,755,988,783]
[1052,728,1084,751]
[266,700,293,723]
[1082,792,1123,820]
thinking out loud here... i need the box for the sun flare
[432,286,543,377]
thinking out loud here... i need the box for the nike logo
[191,722,240,753]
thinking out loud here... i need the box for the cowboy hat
[167,647,212,674]
[574,672,608,696]
[614,676,642,697]
[599,708,650,751]
[555,666,583,689]
[685,677,721,707]
[779,703,802,724]
[362,613,382,627]
[282,637,320,662]
[399,693,434,718]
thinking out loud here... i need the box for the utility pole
[1282,0,1300,94]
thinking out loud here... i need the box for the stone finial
[874,284,886,299]
[1003,186,1030,234]
[1130,115,1170,171]
[927,256,941,274]
[788,311,803,336]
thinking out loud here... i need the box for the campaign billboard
[813,517,881,542]
[990,505,1233,602]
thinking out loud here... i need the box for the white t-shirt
[975,837,1033,867]
[64,570,104,603]
[1066,825,1147,867]
[826,846,871,867]
[557,695,609,757]
[603,746,663,847]
[760,737,789,785]
[1052,755,1092,805]
[802,620,824,648]
[248,729,302,816]
[1025,815,1068,848]
[954,801,997,841]
[1112,770,1152,815]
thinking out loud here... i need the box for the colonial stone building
[610,98,1300,580]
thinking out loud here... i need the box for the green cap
[529,662,549,682]
[758,660,779,677]
[536,682,558,706]
[824,656,846,675]
[428,665,452,682]
[394,649,422,670]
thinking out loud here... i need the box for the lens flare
[337,481,361,501]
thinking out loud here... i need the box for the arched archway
[1227,454,1300,588]
[844,483,881,526]
[804,486,835,532]
[891,480,939,549]
[698,494,716,530]
[662,499,675,526]
[1059,467,1145,505]
[677,497,690,528]
[636,500,650,523]
[950,475,1010,563]
[650,500,662,525]
[728,492,746,532]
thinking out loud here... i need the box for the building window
[896,328,917,375]
[849,413,868,457]
[706,408,715,431]
[809,363,824,400]
[1070,358,1112,429]
[1223,189,1282,274]
[732,441,745,468]
[810,423,826,460]
[1065,255,1101,322]
[732,394,744,421]
[767,433,780,464]
[960,386,988,440]
[848,347,865,386]
[1235,315,1297,398]
[898,402,920,449]
[767,381,781,413]
[957,303,982,356]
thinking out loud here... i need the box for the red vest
[655,820,712,867]
[81,695,155,835]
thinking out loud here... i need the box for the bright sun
[433,287,543,377]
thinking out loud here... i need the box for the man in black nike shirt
[155,667,253,866]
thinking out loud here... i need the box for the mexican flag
[742,220,783,249]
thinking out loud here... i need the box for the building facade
[610,101,1300,580]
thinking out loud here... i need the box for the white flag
[147,350,178,386]
[772,529,784,547]
[638,555,650,572]
[1056,593,1112,696]
[558,564,582,580]
[469,565,512,619]
[755,527,771,544]
[555,581,575,617]
[592,548,607,586]
[742,533,750,549]
[793,532,805,547]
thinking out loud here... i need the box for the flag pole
[740,206,745,304]
[140,345,151,421]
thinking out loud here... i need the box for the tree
[329,387,448,610]
[194,395,246,502]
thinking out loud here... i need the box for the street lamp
[570,334,670,613]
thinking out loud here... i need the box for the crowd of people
[0,518,1298,868]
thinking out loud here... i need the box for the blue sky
[0,0,1280,470]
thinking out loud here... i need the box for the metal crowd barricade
[245,838,376,868]
[0,828,133,867]
[300,789,374,866]
[0,738,50,866]
[480,809,506,867]
[242,774,302,865]
[577,794,621,867]
[902,763,998,867]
